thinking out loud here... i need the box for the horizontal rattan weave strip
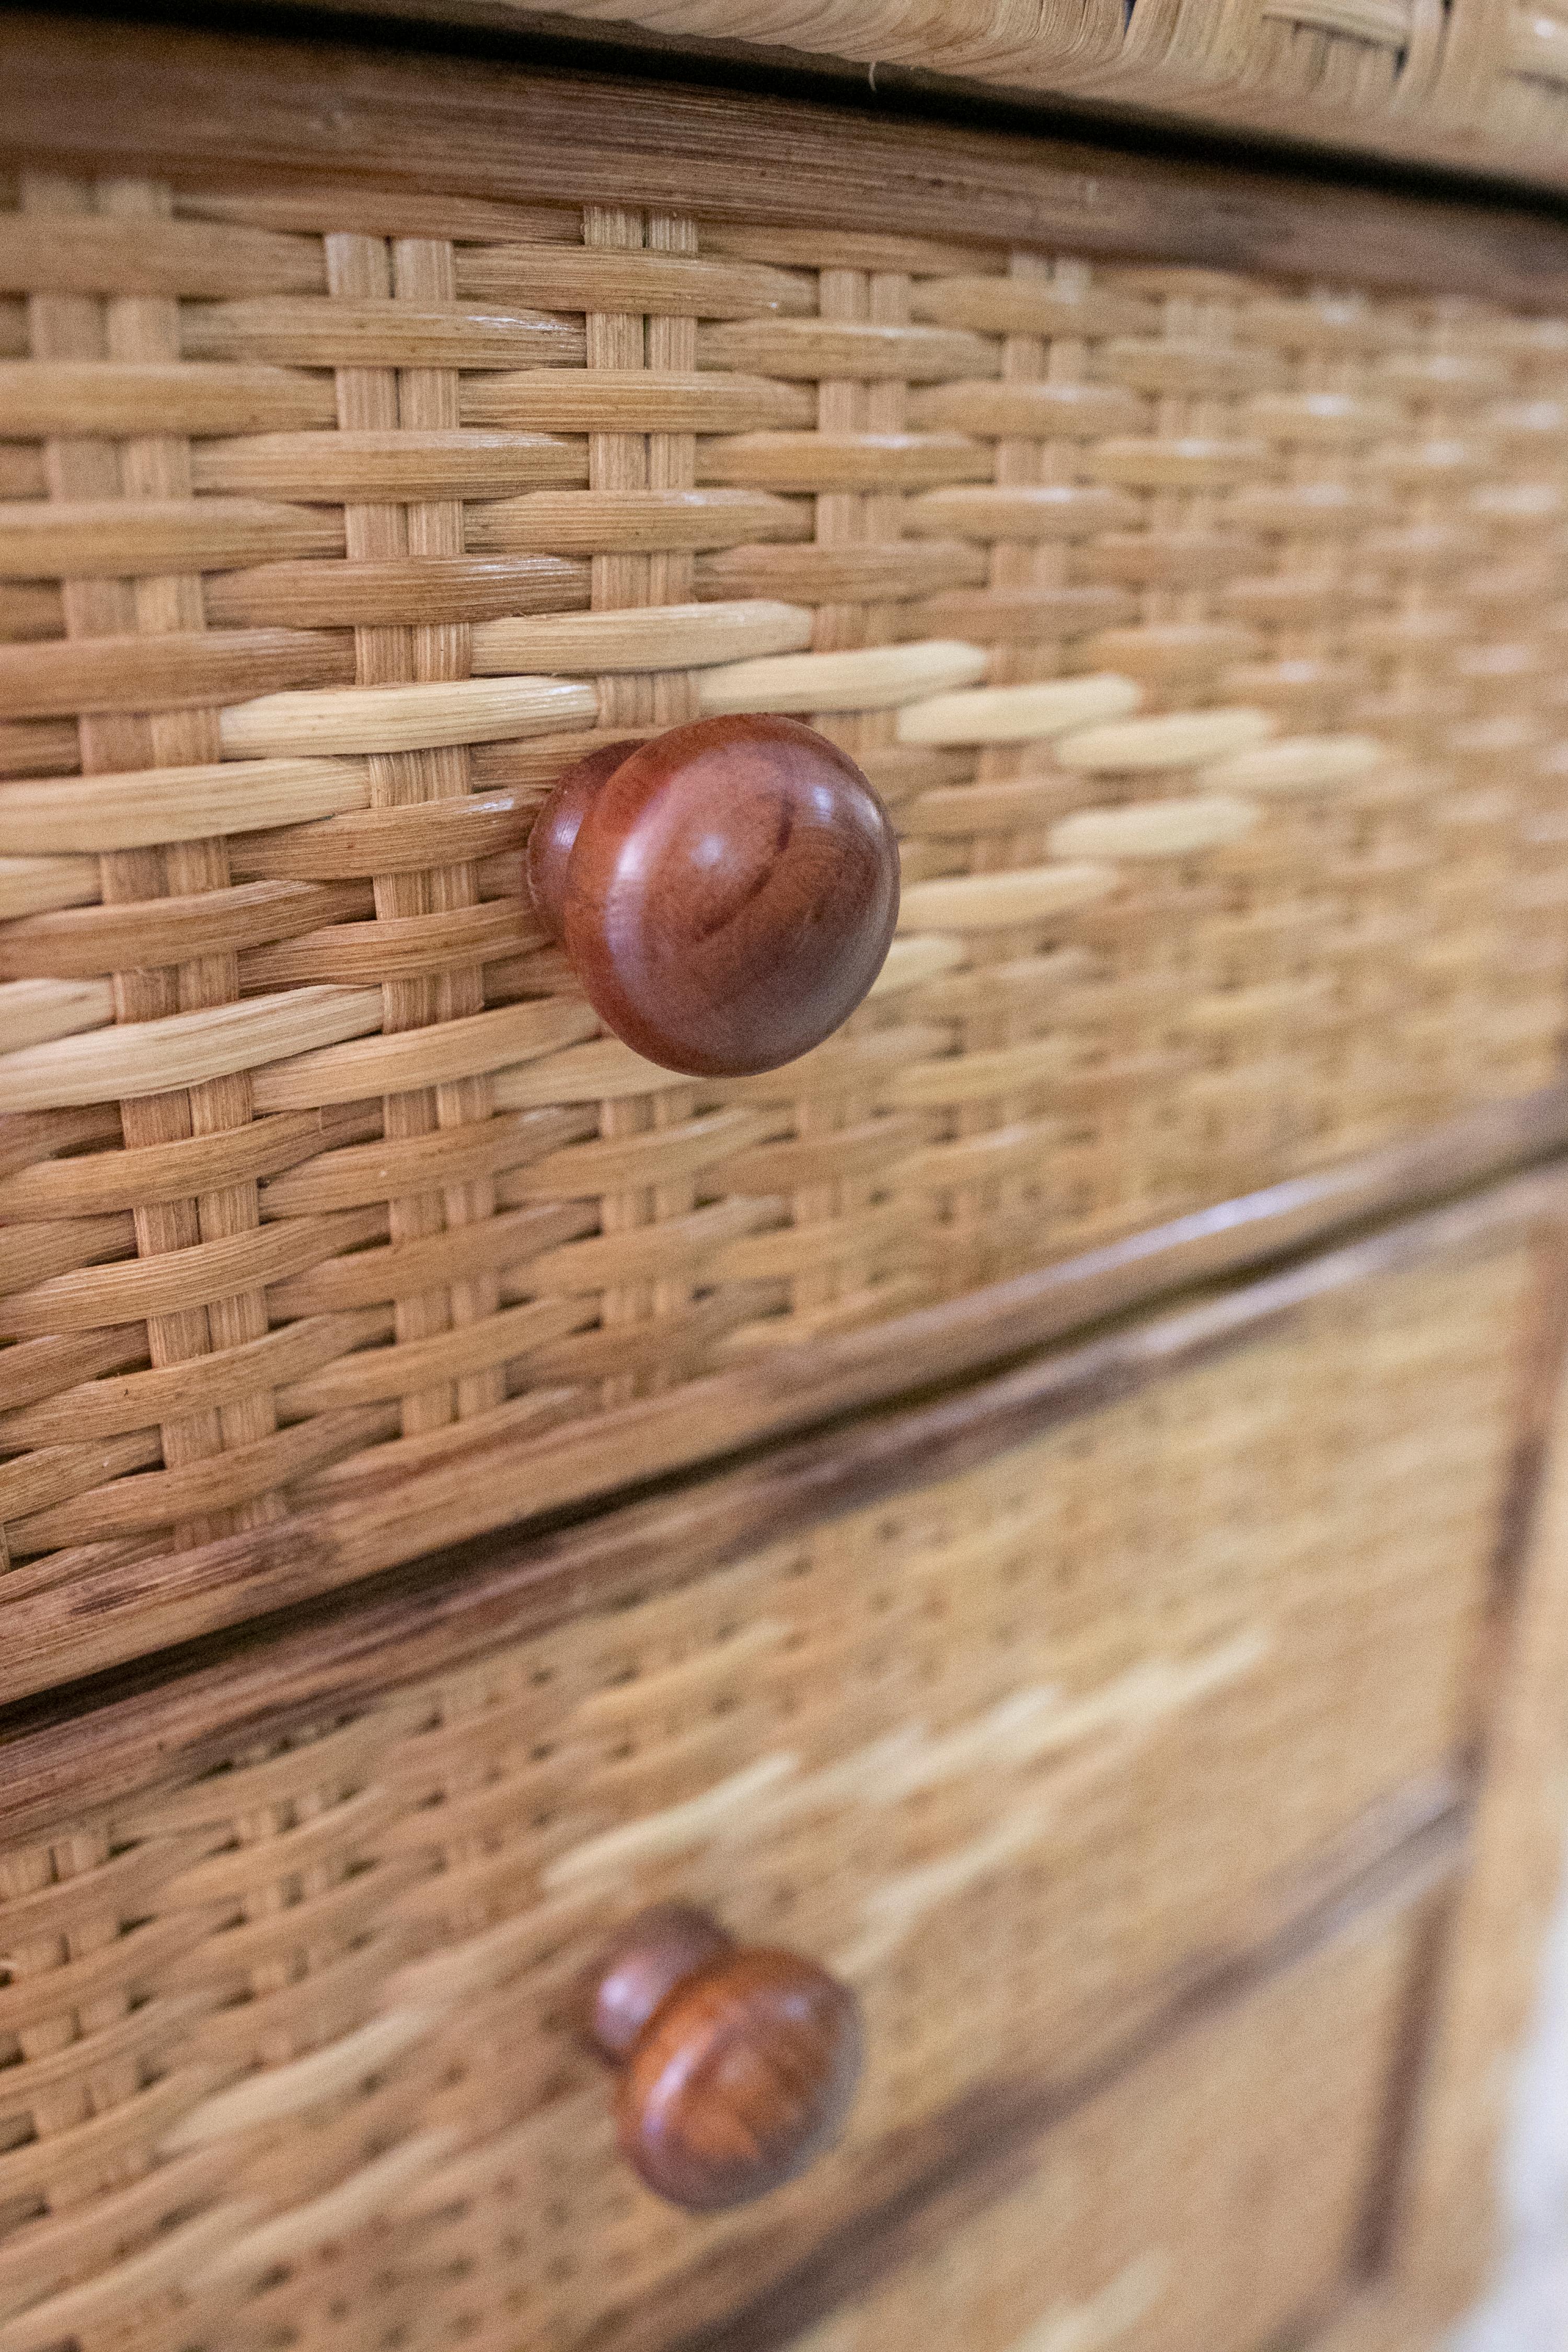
[2,173,1567,1645]
[0,1242,1512,2351]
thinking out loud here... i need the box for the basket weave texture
[0,1244,1515,2350]
[2,174,1566,1608]
[792,1917,1416,2352]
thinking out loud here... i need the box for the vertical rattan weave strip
[20,175,283,1570]
[324,227,500,1450]
[585,206,701,1410]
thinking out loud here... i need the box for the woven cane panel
[3,172,1566,1614]
[0,1244,1518,2352]
[792,1913,1419,2352]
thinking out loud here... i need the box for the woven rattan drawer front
[4,37,1568,1683]
[0,1218,1535,2352]
[789,1904,1422,2352]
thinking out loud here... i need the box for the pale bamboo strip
[0,758,370,853]
[0,987,381,1113]
[190,430,587,500]
[908,380,1141,437]
[1250,392,1403,443]
[713,1025,949,1103]
[0,858,98,918]
[287,1383,582,1498]
[509,1108,768,1199]
[0,499,344,578]
[1229,483,1376,534]
[1054,710,1277,771]
[702,227,1000,271]
[275,1297,591,1413]
[460,370,811,430]
[1047,797,1260,859]
[468,599,811,675]
[871,935,967,993]
[6,1403,397,1550]
[885,1039,1078,1106]
[702,540,986,603]
[0,361,338,435]
[0,1313,367,1445]
[697,319,999,381]
[0,1434,163,1525]
[897,866,1119,929]
[6,880,370,985]
[896,674,1141,744]
[0,213,325,296]
[713,1198,915,1282]
[455,245,811,317]
[908,278,1155,336]
[524,1196,781,1294]
[256,1108,582,1219]
[489,1035,699,1109]
[183,299,583,368]
[1085,437,1274,488]
[1202,734,1385,794]
[1085,623,1258,679]
[264,1208,589,1319]
[907,484,1139,539]
[0,1110,350,1218]
[249,997,599,1114]
[466,486,808,555]
[697,431,992,489]
[0,1216,371,1341]
[204,554,592,631]
[696,638,986,716]
[0,976,115,1051]
[0,628,354,723]
[217,677,596,759]
[1098,340,1283,396]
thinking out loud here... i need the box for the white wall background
[1449,1848,1568,2352]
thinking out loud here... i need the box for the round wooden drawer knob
[526,715,900,1078]
[585,1904,863,2211]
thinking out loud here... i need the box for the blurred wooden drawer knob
[585,1903,863,2210]
[526,714,900,1077]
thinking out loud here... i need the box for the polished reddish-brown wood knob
[526,715,900,1078]
[584,1904,863,2211]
